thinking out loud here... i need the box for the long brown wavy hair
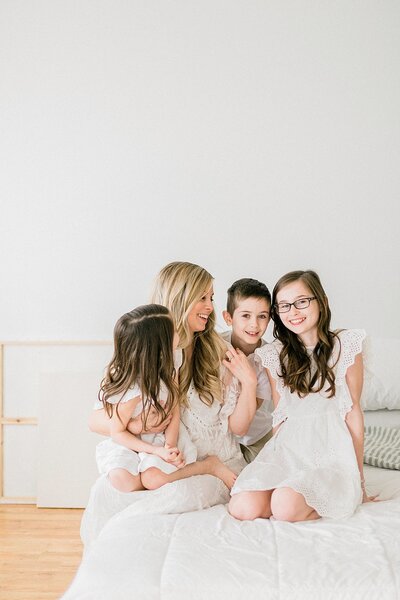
[151,261,226,406]
[272,270,339,397]
[99,304,178,428]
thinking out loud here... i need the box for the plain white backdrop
[0,0,399,505]
[1,1,399,340]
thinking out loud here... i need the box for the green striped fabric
[364,425,400,470]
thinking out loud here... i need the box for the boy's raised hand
[223,347,257,387]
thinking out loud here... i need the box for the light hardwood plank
[0,505,83,600]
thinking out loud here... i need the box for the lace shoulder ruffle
[219,375,241,432]
[255,342,287,426]
[271,400,289,428]
[335,329,366,382]
[255,342,284,395]
[334,329,366,419]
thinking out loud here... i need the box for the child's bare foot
[202,455,237,490]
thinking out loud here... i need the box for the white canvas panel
[3,344,112,417]
[3,424,37,498]
[37,371,105,508]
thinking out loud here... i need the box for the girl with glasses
[229,270,377,523]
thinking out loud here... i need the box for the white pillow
[361,337,400,410]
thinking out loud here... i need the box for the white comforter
[63,466,400,600]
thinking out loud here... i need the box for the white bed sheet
[63,465,400,600]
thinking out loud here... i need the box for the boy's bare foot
[202,455,237,490]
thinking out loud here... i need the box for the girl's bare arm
[345,353,376,502]
[88,405,172,436]
[266,368,283,435]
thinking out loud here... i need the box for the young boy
[221,278,273,463]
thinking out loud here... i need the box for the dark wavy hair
[272,270,339,397]
[99,304,178,428]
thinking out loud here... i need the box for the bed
[63,337,400,599]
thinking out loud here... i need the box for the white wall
[1,0,399,506]
[1,1,399,340]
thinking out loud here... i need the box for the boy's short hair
[226,278,271,315]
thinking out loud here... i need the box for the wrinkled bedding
[63,465,400,600]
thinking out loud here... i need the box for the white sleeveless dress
[231,329,365,519]
[81,364,245,548]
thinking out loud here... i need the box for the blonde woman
[151,261,256,475]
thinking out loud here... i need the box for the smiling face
[276,279,320,347]
[223,296,270,354]
[187,287,214,334]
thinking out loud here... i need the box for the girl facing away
[95,304,236,492]
[229,270,377,523]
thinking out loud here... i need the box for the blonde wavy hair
[151,261,226,406]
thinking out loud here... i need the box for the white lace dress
[231,329,365,519]
[180,373,245,473]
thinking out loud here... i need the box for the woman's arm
[344,352,375,502]
[88,408,111,435]
[88,406,172,436]
[224,347,258,436]
[110,398,179,462]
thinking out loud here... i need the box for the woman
[151,261,256,474]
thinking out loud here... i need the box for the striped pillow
[364,425,400,470]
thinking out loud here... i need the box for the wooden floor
[0,504,84,600]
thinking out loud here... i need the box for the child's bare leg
[108,468,145,493]
[229,490,272,520]
[140,456,237,491]
[271,487,320,522]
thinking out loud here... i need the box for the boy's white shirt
[220,330,273,446]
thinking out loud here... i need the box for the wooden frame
[0,340,110,505]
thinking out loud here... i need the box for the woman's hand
[127,410,173,435]
[223,347,257,386]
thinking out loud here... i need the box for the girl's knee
[141,467,168,490]
[229,492,271,521]
[271,487,310,522]
[108,468,141,492]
